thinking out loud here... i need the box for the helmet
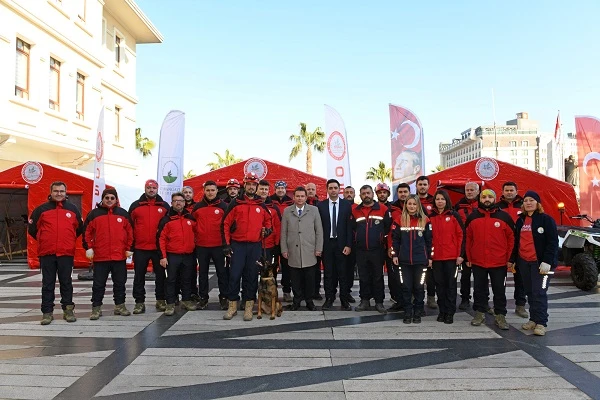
[243,172,260,184]
[226,178,240,189]
[274,180,287,188]
[375,183,391,193]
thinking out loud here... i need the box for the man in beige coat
[281,187,324,311]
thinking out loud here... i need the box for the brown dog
[256,257,282,320]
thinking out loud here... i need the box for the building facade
[0,0,162,177]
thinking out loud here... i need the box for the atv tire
[571,253,599,291]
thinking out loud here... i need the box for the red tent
[428,158,579,225]
[184,158,328,200]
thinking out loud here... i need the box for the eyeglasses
[104,196,116,200]
[173,199,185,203]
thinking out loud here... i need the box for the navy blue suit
[317,198,353,301]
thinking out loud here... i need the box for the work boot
[90,306,102,320]
[114,304,131,316]
[355,299,371,312]
[340,299,352,311]
[164,304,175,316]
[471,311,485,326]
[521,320,537,330]
[63,305,76,323]
[223,300,238,320]
[458,299,470,311]
[533,324,546,336]
[197,299,208,310]
[437,313,446,322]
[181,301,197,311]
[40,313,53,325]
[375,303,387,314]
[387,303,404,313]
[515,305,529,319]
[427,296,438,309]
[487,307,495,316]
[444,314,454,324]
[133,302,146,314]
[219,297,228,310]
[494,314,509,330]
[191,293,201,303]
[321,299,334,310]
[239,300,247,311]
[155,300,166,312]
[283,293,293,303]
[243,300,255,321]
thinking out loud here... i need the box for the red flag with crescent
[576,116,600,217]
[390,104,425,195]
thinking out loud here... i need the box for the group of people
[29,174,557,336]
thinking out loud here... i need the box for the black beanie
[523,190,541,204]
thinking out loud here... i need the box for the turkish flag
[389,104,425,189]
[576,116,600,217]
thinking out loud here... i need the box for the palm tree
[134,128,156,158]
[365,161,392,182]
[184,170,197,179]
[206,150,242,171]
[430,165,445,173]
[288,122,325,174]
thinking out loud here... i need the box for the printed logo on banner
[161,160,179,184]
[95,132,104,162]
[244,158,268,179]
[21,161,43,184]
[327,131,347,161]
[475,157,500,181]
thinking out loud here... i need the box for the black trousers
[274,246,291,294]
[513,265,527,306]
[432,260,458,315]
[345,250,356,297]
[323,239,348,300]
[357,248,385,303]
[40,255,74,313]
[460,265,472,301]
[165,253,195,305]
[91,260,127,307]
[472,265,507,316]
[226,241,261,301]
[313,256,322,293]
[197,246,229,300]
[387,256,402,302]
[425,268,436,297]
[518,259,550,326]
[133,249,166,303]
[290,266,316,305]
[399,263,426,316]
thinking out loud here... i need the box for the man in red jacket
[157,192,198,316]
[192,180,229,310]
[128,179,170,314]
[222,173,272,321]
[182,186,196,213]
[28,181,83,325]
[83,188,134,320]
[465,189,515,330]
[416,176,437,309]
[270,181,294,302]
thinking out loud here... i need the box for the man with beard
[465,189,514,330]
[305,182,323,299]
[344,186,356,204]
[386,183,410,309]
[375,183,392,207]
[128,179,170,314]
[496,181,528,319]
[182,186,196,213]
[222,173,272,321]
[416,176,437,309]
[270,181,294,302]
[342,185,358,303]
[224,179,240,204]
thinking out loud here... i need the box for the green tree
[430,165,445,173]
[184,170,197,179]
[365,161,392,182]
[206,149,242,171]
[288,122,325,174]
[134,128,155,158]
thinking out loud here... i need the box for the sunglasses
[104,196,116,200]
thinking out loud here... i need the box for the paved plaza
[0,262,599,399]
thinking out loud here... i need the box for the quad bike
[558,214,600,291]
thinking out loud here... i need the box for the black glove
[223,246,232,257]
[263,228,272,237]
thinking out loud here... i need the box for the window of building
[522,140,529,146]
[102,18,107,46]
[114,106,121,142]
[523,158,529,165]
[511,158,518,165]
[522,149,529,156]
[511,150,517,156]
[77,0,86,21]
[15,38,30,99]
[76,73,85,120]
[509,141,517,147]
[49,57,60,111]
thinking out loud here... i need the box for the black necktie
[332,202,337,238]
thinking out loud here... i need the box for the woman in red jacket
[429,190,465,324]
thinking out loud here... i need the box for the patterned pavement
[0,262,599,399]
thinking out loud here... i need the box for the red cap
[145,179,159,188]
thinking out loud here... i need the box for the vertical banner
[92,106,105,208]
[389,104,425,196]
[156,110,185,200]
[324,104,351,188]
[576,115,600,217]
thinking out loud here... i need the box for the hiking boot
[90,306,102,320]
[387,303,404,313]
[197,299,209,310]
[219,297,228,310]
[515,305,529,319]
[340,299,352,311]
[223,300,238,320]
[181,300,197,311]
[40,313,53,325]
[191,293,201,303]
[471,311,485,326]
[444,314,454,324]
[427,296,438,309]
[321,299,334,310]
[375,303,387,314]
[458,299,470,311]
[283,293,293,303]
[533,324,546,336]
[487,307,495,316]
[164,304,175,316]
[403,315,412,324]
[63,305,76,323]
[437,313,446,322]
[494,314,509,330]
[243,300,254,321]
[114,304,131,316]
[355,299,371,312]
[155,300,166,312]
[522,320,537,330]
[133,302,146,314]
[412,315,422,323]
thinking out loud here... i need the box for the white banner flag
[156,110,185,200]
[324,104,351,188]
[92,106,105,208]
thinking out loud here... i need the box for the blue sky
[135,0,600,187]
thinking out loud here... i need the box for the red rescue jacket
[83,204,133,261]
[429,209,465,261]
[263,199,281,248]
[28,199,83,257]
[269,194,294,216]
[157,208,197,257]
[419,194,435,214]
[192,197,227,248]
[454,197,478,225]
[221,195,272,244]
[465,206,515,268]
[128,194,169,251]
[496,195,524,223]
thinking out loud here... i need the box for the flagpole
[492,88,498,159]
